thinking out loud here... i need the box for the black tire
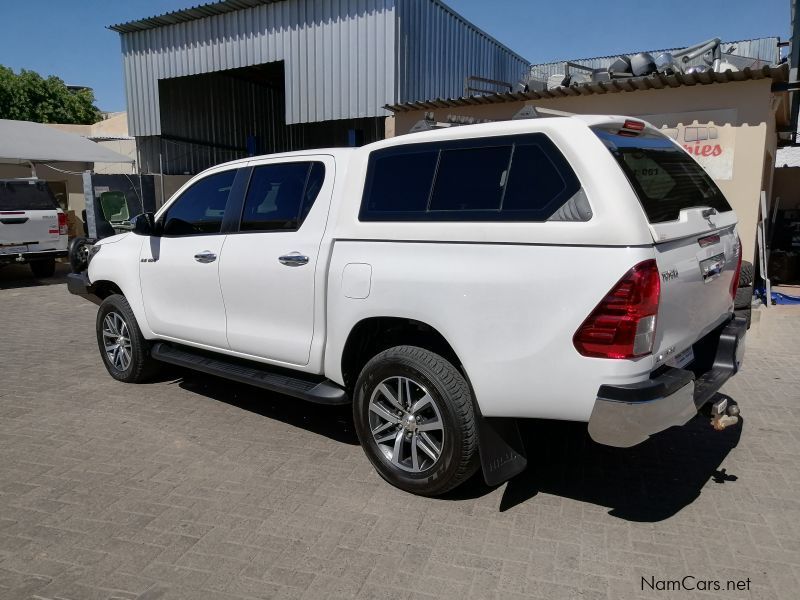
[734,285,753,310]
[739,260,754,287]
[96,294,160,383]
[69,237,92,273]
[353,345,479,496]
[29,258,56,278]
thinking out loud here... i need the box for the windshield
[592,126,732,224]
[0,181,58,211]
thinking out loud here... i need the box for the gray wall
[395,0,529,103]
[120,0,397,136]
[118,0,531,139]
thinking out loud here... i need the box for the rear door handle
[278,253,309,267]
[194,251,217,263]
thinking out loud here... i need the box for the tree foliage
[0,65,102,125]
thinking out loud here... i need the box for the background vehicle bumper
[588,316,747,447]
[0,249,67,264]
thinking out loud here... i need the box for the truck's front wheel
[96,294,160,383]
[353,346,479,496]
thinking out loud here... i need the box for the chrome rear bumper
[588,316,747,448]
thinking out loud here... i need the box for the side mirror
[130,212,157,236]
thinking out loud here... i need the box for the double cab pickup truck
[68,115,746,496]
[1,178,68,277]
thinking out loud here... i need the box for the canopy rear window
[0,181,58,211]
[592,126,731,224]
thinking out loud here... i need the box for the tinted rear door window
[592,127,732,223]
[240,162,322,232]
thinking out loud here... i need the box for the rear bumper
[67,272,102,305]
[0,249,67,264]
[588,315,747,447]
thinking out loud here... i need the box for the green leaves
[0,65,102,125]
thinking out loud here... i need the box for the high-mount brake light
[618,119,645,137]
[573,260,661,359]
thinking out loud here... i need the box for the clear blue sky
[0,0,790,112]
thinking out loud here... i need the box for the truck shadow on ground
[0,262,70,289]
[451,393,743,522]
[171,369,741,523]
[175,370,359,446]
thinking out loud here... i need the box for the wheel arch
[91,279,124,300]
[339,316,464,392]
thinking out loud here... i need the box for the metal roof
[109,0,280,33]
[386,64,789,113]
[0,119,134,164]
[530,38,781,75]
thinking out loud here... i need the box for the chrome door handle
[194,251,217,263]
[278,253,309,267]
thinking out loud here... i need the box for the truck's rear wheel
[353,346,479,496]
[96,294,160,383]
[30,258,56,278]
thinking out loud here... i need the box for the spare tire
[69,237,93,273]
[739,260,754,287]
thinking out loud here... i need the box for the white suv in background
[0,178,68,277]
[69,115,746,496]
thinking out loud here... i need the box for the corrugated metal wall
[120,0,398,136]
[530,37,781,82]
[395,0,530,103]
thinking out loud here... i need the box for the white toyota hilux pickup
[68,115,746,496]
[1,178,68,277]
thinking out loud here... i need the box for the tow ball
[710,397,740,431]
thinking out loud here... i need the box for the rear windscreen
[0,181,58,211]
[592,126,732,223]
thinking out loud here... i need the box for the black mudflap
[477,416,527,486]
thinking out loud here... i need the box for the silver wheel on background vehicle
[102,312,132,371]
[368,376,445,473]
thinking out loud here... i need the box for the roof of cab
[211,147,358,171]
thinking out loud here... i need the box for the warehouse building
[110,0,529,175]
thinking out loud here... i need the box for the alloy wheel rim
[368,376,444,473]
[102,312,132,371]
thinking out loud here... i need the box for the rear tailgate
[0,180,61,254]
[591,122,739,363]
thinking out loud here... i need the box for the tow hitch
[710,397,740,431]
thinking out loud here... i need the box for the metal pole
[158,138,166,208]
[82,170,97,239]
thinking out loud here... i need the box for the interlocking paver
[1,263,800,599]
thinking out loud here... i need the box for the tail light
[573,260,661,359]
[57,212,68,236]
[729,236,743,302]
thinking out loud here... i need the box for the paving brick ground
[1,263,799,600]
